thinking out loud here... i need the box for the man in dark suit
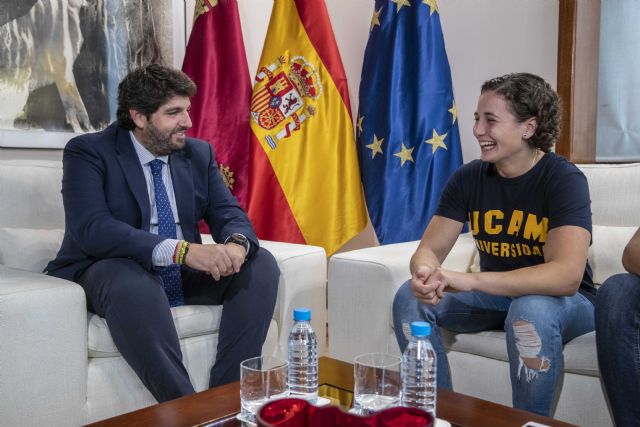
[46,64,279,402]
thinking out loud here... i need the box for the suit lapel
[169,148,195,242]
[115,128,151,230]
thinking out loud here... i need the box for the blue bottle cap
[411,321,431,337]
[293,307,312,321]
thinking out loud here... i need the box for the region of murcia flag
[182,0,251,210]
[247,0,367,256]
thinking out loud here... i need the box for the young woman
[392,73,597,416]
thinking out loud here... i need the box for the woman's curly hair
[117,64,196,130]
[481,73,562,153]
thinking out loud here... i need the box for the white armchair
[0,160,327,426]
[327,163,640,427]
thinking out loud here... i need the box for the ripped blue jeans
[392,282,594,416]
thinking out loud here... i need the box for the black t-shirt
[436,152,597,302]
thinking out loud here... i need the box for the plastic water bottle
[401,321,437,418]
[287,307,318,403]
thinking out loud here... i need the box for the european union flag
[357,0,463,244]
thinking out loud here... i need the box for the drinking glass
[352,352,402,415]
[239,356,289,424]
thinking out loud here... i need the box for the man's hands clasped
[183,242,246,280]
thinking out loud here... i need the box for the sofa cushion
[88,305,223,358]
[0,160,65,229]
[442,329,599,377]
[464,224,636,285]
[0,227,64,273]
[589,225,637,285]
[579,163,640,227]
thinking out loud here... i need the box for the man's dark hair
[481,72,562,153]
[116,64,197,130]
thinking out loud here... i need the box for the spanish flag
[247,0,367,256]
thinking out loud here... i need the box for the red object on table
[257,398,433,427]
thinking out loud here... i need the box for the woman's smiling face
[473,90,536,175]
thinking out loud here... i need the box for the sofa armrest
[199,235,328,358]
[327,233,476,362]
[441,232,477,271]
[0,265,87,426]
[259,241,327,358]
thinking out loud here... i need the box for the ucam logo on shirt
[468,209,548,259]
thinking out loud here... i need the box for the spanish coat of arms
[250,55,322,149]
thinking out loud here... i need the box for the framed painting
[0,0,187,148]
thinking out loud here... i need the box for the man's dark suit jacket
[46,123,257,282]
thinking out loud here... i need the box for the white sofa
[0,159,328,426]
[328,163,640,427]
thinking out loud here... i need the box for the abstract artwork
[0,0,181,147]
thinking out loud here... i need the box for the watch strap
[224,233,250,257]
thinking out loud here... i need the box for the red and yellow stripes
[247,0,367,255]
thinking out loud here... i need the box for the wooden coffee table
[88,357,576,427]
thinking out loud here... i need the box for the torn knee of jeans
[521,355,550,371]
[513,319,550,381]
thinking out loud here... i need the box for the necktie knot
[149,159,164,177]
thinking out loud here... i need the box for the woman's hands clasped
[410,265,472,305]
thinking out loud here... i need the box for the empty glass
[353,352,402,415]
[239,356,289,424]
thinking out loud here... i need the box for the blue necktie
[149,159,184,307]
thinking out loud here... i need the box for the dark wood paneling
[557,0,600,163]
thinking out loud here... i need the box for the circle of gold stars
[363,0,453,167]
[371,0,439,33]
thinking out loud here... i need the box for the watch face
[231,233,247,244]
[228,233,249,253]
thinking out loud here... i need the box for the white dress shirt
[130,131,183,267]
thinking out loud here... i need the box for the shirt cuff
[152,239,181,267]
